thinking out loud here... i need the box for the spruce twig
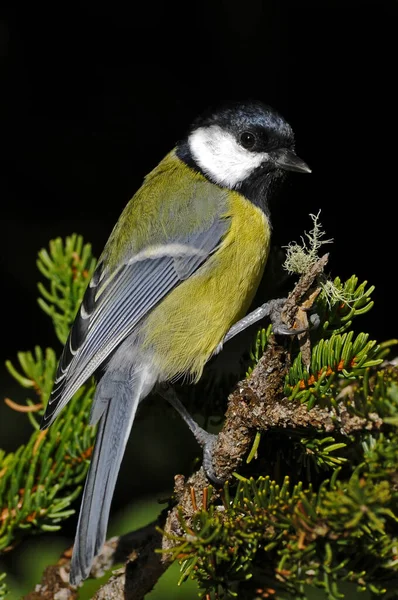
[5,226,398,600]
[23,515,170,600]
[212,254,330,482]
[0,235,96,595]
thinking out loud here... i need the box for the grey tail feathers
[69,373,143,585]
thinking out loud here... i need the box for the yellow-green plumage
[42,100,308,587]
[98,150,271,382]
[142,189,270,381]
[102,150,226,267]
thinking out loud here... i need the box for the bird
[40,100,310,585]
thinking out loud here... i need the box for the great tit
[41,100,310,584]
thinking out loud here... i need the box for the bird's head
[178,100,310,210]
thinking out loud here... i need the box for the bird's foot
[158,383,224,485]
[193,428,224,486]
[267,298,320,336]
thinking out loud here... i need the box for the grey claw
[198,432,225,486]
[268,298,306,336]
[272,323,307,336]
[309,313,321,329]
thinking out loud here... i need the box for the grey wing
[41,216,229,428]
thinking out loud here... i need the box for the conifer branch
[212,254,330,481]
[23,515,171,600]
[0,235,96,595]
[4,228,398,600]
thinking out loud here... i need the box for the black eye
[239,131,256,150]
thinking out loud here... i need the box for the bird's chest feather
[142,192,270,381]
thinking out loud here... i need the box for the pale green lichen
[283,212,367,309]
[283,210,333,275]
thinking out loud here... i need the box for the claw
[195,430,225,486]
[309,312,321,329]
[269,298,320,337]
[269,302,307,336]
[272,310,320,336]
[158,385,225,485]
[272,323,308,336]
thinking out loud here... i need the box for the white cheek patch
[188,125,268,188]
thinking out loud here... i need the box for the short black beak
[272,149,311,174]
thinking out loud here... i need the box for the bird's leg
[214,297,319,355]
[159,301,319,486]
[158,383,223,485]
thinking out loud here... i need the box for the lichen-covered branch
[212,254,332,481]
[21,249,394,600]
[92,511,170,600]
[23,513,170,600]
[23,548,78,600]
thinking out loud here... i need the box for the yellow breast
[142,191,271,381]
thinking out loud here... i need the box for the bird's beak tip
[273,149,312,174]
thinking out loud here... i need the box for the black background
[0,0,396,527]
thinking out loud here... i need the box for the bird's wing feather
[41,213,229,428]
